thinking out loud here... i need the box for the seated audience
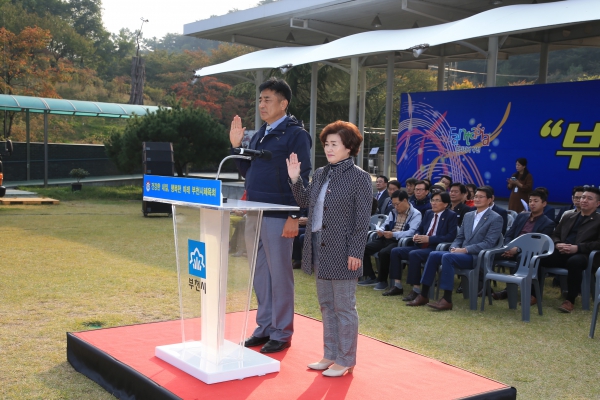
[410,180,432,215]
[556,186,584,223]
[384,192,458,298]
[359,190,422,289]
[406,186,503,310]
[542,187,600,313]
[491,189,556,301]
[448,182,470,227]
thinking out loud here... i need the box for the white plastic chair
[481,233,554,321]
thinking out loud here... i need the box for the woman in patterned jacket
[287,120,372,377]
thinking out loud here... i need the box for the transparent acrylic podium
[146,192,298,385]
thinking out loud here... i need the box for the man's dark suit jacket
[416,209,458,248]
[551,211,600,255]
[504,212,556,244]
[376,190,389,214]
[451,202,471,227]
[543,204,556,222]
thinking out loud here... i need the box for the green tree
[105,105,229,176]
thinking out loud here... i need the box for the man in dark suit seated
[491,189,556,301]
[555,186,584,223]
[448,182,470,227]
[374,175,389,214]
[541,187,600,313]
[407,186,503,310]
[383,192,458,298]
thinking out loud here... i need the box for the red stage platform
[67,312,516,399]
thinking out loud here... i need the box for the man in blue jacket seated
[491,189,556,302]
[230,77,312,354]
[383,191,458,298]
[407,186,503,310]
[359,190,422,290]
[409,180,432,215]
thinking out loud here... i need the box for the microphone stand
[215,154,252,203]
[216,154,252,181]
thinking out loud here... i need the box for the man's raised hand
[230,115,245,147]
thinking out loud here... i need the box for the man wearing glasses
[407,187,503,310]
[556,186,584,223]
[410,180,432,215]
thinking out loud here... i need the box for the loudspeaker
[142,142,174,216]
[143,142,174,176]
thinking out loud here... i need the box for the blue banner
[143,175,222,206]
[397,80,600,203]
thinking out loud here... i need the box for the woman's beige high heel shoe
[307,359,335,370]
[322,364,354,377]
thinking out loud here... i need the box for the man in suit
[230,78,312,353]
[448,182,471,227]
[383,192,458,298]
[492,189,556,301]
[375,175,389,214]
[469,185,508,235]
[407,186,503,310]
[542,187,600,313]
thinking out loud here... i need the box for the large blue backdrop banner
[396,80,600,203]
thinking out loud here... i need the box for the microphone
[233,147,272,160]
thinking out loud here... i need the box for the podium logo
[188,239,206,279]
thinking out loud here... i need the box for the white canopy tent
[199,0,600,76]
[194,0,600,177]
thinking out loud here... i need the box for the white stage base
[155,340,280,384]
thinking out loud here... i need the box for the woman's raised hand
[286,152,301,184]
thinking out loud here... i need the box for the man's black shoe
[260,339,291,353]
[244,336,270,347]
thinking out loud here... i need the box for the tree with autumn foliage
[171,76,250,126]
[0,25,76,135]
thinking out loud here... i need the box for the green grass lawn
[1,187,599,399]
